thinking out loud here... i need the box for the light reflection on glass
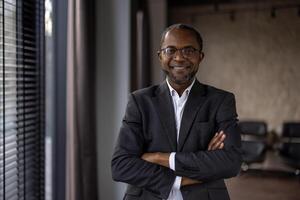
[45,0,52,36]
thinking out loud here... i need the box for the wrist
[157,152,170,168]
[181,177,201,186]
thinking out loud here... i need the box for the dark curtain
[66,0,98,199]
[131,0,151,91]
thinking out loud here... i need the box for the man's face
[159,29,204,86]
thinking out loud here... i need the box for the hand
[181,131,227,186]
[141,152,170,168]
[142,131,227,187]
[181,176,201,186]
[207,130,226,151]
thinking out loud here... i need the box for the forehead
[162,29,199,49]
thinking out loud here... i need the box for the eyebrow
[163,45,195,49]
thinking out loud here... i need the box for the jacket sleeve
[111,93,176,199]
[174,93,242,182]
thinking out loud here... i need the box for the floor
[225,151,300,200]
[226,171,299,200]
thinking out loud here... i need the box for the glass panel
[0,0,44,199]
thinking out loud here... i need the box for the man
[112,24,242,200]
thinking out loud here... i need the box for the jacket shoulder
[204,84,235,98]
[131,85,159,99]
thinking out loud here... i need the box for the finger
[210,133,224,147]
[211,134,226,150]
[216,134,226,148]
[208,132,219,150]
[218,142,224,149]
[209,132,226,150]
[208,133,218,150]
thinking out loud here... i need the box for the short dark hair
[160,23,203,51]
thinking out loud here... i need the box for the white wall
[96,0,130,199]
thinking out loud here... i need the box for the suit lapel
[152,82,177,151]
[177,80,207,151]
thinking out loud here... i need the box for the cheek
[191,59,201,68]
[160,58,170,68]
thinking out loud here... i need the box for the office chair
[239,121,268,171]
[279,122,300,175]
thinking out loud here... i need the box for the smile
[170,65,190,69]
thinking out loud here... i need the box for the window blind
[0,0,44,199]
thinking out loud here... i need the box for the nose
[173,49,185,61]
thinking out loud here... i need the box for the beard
[163,69,197,85]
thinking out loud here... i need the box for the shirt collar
[166,78,196,97]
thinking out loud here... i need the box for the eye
[182,47,196,56]
[164,47,176,55]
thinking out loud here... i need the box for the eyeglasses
[157,47,201,58]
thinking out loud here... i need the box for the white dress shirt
[166,78,195,200]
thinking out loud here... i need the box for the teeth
[171,66,189,68]
[171,65,188,67]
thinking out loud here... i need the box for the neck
[167,77,194,96]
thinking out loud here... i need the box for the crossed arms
[141,131,227,186]
[111,93,242,199]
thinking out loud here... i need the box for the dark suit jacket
[112,80,242,200]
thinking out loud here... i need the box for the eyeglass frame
[157,46,202,59]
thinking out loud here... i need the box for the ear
[157,51,162,61]
[199,52,205,61]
